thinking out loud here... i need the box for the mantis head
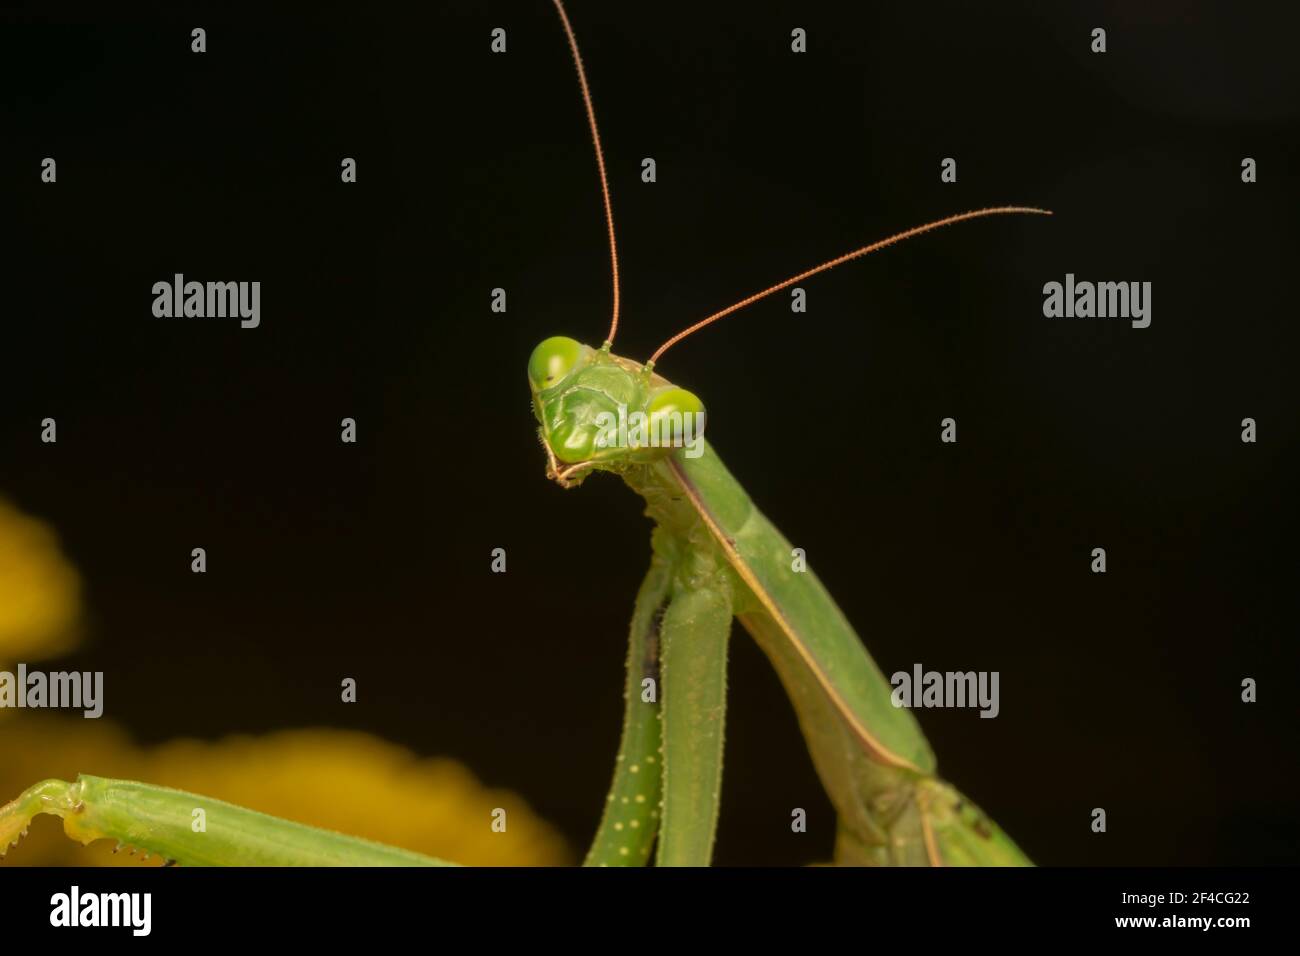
[529,5,1049,492]
[527,3,1047,492]
[528,336,707,487]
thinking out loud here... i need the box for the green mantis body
[536,0,1040,866]
[530,344,1031,866]
[2,0,1043,867]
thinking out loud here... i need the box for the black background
[2,0,1297,865]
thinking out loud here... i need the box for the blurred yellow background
[0,497,570,866]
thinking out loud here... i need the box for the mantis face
[528,336,706,486]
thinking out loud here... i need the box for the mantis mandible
[1,0,1047,867]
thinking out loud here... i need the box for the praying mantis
[1,0,1048,866]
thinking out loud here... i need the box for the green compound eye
[646,387,707,447]
[528,336,584,391]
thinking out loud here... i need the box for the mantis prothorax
[2,0,1047,867]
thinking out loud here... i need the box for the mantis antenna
[646,206,1053,367]
[552,0,622,348]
